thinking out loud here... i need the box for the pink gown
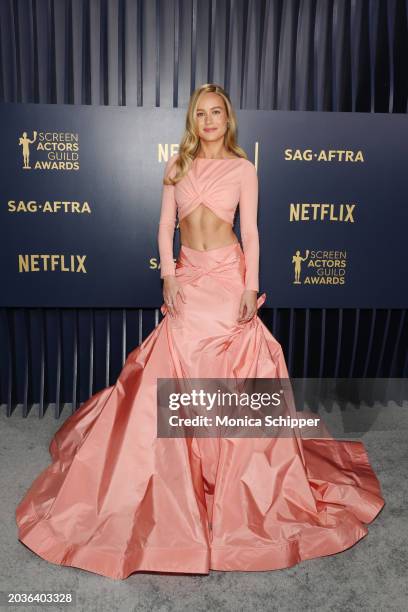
[15,154,385,579]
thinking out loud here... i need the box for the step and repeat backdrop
[0,103,407,308]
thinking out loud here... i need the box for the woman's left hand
[237,289,258,323]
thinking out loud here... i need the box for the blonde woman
[16,84,384,580]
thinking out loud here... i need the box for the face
[194,92,229,142]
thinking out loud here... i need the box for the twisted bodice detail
[157,153,260,292]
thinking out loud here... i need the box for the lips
[204,128,217,132]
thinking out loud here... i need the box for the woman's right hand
[162,276,186,318]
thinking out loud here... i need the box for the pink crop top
[157,153,260,292]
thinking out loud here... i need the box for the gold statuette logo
[18,131,37,169]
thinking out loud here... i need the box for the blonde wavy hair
[163,83,248,186]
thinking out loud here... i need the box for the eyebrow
[196,106,223,111]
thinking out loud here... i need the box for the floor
[1,401,407,612]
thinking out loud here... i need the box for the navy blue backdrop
[1,103,407,308]
[1,0,408,413]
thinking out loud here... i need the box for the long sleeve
[239,161,260,292]
[157,155,178,278]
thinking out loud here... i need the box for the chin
[201,131,219,139]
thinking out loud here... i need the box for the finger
[239,303,248,320]
[166,300,175,317]
[237,311,247,323]
[173,293,179,316]
[171,293,180,316]
[239,309,255,322]
[238,303,245,320]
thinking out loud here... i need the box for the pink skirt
[15,241,385,579]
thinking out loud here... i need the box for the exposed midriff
[179,203,239,251]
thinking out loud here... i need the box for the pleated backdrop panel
[0,0,407,415]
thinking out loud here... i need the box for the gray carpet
[1,403,406,612]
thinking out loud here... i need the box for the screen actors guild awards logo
[291,249,347,285]
[18,131,38,169]
[17,130,79,170]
